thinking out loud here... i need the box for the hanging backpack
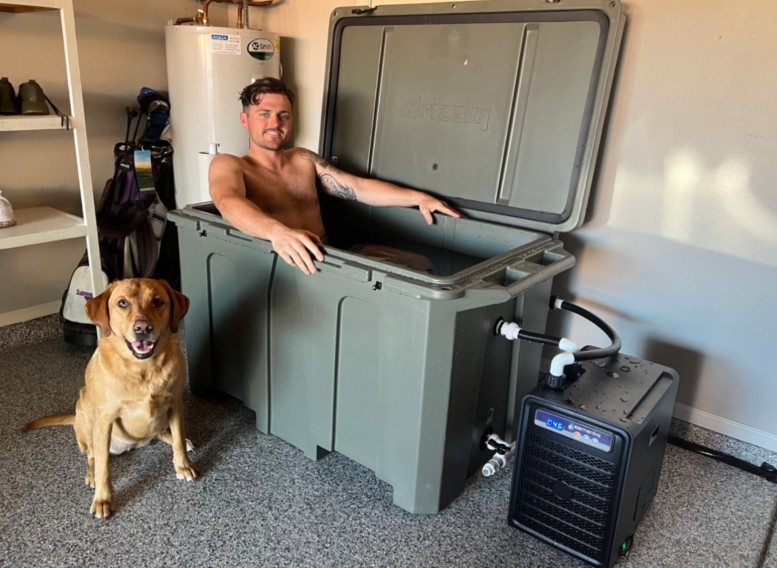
[96,141,163,281]
[59,253,109,348]
[60,137,177,347]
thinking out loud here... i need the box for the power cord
[668,435,776,483]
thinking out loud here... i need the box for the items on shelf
[0,77,19,114]
[18,79,49,115]
[1,77,52,115]
[0,78,70,127]
[0,191,16,229]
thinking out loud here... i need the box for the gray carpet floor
[1,319,775,568]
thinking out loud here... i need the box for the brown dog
[24,278,197,519]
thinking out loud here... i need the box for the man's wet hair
[239,77,296,112]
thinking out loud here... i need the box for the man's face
[241,93,293,151]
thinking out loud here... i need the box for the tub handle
[501,255,575,295]
[316,257,372,281]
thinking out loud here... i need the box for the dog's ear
[85,282,116,337]
[160,280,189,333]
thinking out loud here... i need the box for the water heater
[165,25,281,207]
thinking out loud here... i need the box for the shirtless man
[208,77,460,275]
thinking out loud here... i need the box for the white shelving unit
[0,0,103,326]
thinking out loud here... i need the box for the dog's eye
[151,298,164,308]
[117,299,129,309]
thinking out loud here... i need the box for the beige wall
[2,0,776,451]
[562,0,777,451]
[256,1,777,451]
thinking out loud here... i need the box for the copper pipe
[201,0,215,25]
[236,1,277,28]
[184,0,276,27]
[175,8,205,25]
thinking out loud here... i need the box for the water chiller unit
[509,354,679,567]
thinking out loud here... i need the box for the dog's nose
[133,320,154,336]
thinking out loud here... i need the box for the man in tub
[209,77,460,275]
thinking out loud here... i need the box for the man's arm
[299,150,461,224]
[209,154,324,274]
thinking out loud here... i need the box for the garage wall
[254,0,777,451]
[2,0,775,451]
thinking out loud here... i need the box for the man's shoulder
[290,147,325,165]
[211,153,245,165]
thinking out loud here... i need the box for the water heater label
[248,37,276,61]
[211,33,241,55]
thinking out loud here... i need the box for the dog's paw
[175,462,198,481]
[90,495,113,519]
[85,472,95,488]
[185,438,195,452]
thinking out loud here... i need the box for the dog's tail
[23,414,75,432]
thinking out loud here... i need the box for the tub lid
[320,0,624,233]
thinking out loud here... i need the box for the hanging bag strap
[43,92,70,131]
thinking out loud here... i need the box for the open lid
[320,0,624,233]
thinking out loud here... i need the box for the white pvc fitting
[499,321,520,341]
[482,445,516,477]
[549,351,576,377]
[482,454,507,477]
[558,338,579,353]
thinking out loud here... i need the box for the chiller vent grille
[513,430,619,564]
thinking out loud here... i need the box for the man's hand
[268,225,324,275]
[417,194,462,225]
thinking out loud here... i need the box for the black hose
[495,319,564,348]
[551,297,622,361]
[518,329,565,347]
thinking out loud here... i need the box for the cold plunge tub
[169,0,623,514]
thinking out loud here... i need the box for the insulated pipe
[495,298,621,390]
[199,0,275,27]
[496,320,578,352]
[551,297,622,361]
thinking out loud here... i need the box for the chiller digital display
[534,408,614,452]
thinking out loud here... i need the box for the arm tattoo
[299,148,328,168]
[299,148,357,200]
[319,173,356,200]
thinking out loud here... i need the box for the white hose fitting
[482,433,516,477]
[483,453,509,477]
[498,321,521,341]
[482,446,516,477]
[558,338,579,353]
[549,351,576,377]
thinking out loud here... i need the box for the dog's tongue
[132,340,154,354]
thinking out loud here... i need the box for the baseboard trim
[674,402,777,453]
[0,301,60,328]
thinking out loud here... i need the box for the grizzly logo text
[401,95,490,131]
